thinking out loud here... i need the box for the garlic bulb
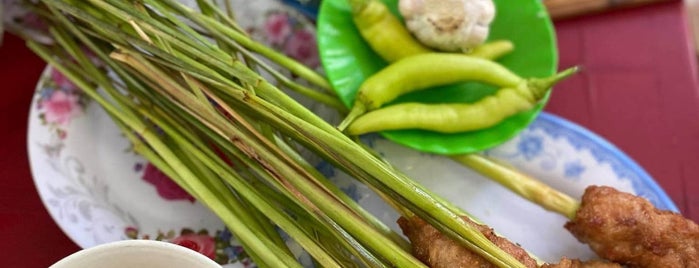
[398,0,495,52]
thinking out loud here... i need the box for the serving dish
[50,240,221,268]
[317,0,559,154]
[26,0,677,266]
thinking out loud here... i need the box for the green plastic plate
[317,0,558,155]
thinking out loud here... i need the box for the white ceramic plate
[27,0,678,266]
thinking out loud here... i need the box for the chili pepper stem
[337,102,366,131]
[528,66,581,99]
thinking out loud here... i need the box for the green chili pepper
[345,66,580,135]
[349,0,432,62]
[468,40,515,61]
[337,53,526,130]
[349,0,513,63]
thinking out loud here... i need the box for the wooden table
[1,0,697,266]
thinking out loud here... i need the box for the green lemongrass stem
[118,125,273,268]
[156,92,387,267]
[137,105,348,267]
[70,0,245,87]
[157,93,384,267]
[245,177,385,268]
[192,0,239,55]
[224,41,348,112]
[110,48,388,266]
[121,0,334,110]
[222,0,235,21]
[195,87,408,267]
[202,75,523,268]
[128,1,216,106]
[156,0,332,91]
[39,38,290,267]
[271,134,410,250]
[452,154,581,220]
[211,86,526,268]
[49,3,442,249]
[113,114,278,268]
[103,0,329,95]
[125,76,356,266]
[131,79,391,267]
[194,0,247,35]
[29,42,301,268]
[145,103,289,251]
[143,141,275,268]
[49,0,336,138]
[114,0,222,55]
[113,51,426,268]
[42,4,154,101]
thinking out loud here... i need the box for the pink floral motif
[284,29,320,68]
[141,163,195,202]
[264,13,292,46]
[51,69,78,90]
[40,90,81,126]
[171,233,217,260]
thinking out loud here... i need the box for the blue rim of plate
[533,112,679,212]
[278,0,319,20]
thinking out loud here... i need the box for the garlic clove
[399,0,495,52]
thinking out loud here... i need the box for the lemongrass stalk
[110,48,392,266]
[29,42,303,268]
[155,0,333,90]
[134,98,353,266]
[196,0,247,34]
[113,114,281,268]
[270,134,411,250]
[112,50,427,268]
[49,0,335,137]
[205,82,523,267]
[36,32,292,266]
[173,98,392,267]
[222,0,235,22]
[127,75,389,268]
[224,41,348,112]
[452,154,580,219]
[141,109,347,267]
[208,84,527,268]
[155,95,386,267]
[149,108,290,252]
[245,177,385,268]
[58,0,237,85]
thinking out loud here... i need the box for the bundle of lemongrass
[14,0,585,267]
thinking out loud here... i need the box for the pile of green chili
[339,0,579,136]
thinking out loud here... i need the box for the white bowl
[50,240,220,268]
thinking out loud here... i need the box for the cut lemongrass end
[451,154,580,219]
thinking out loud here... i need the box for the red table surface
[1,1,697,266]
